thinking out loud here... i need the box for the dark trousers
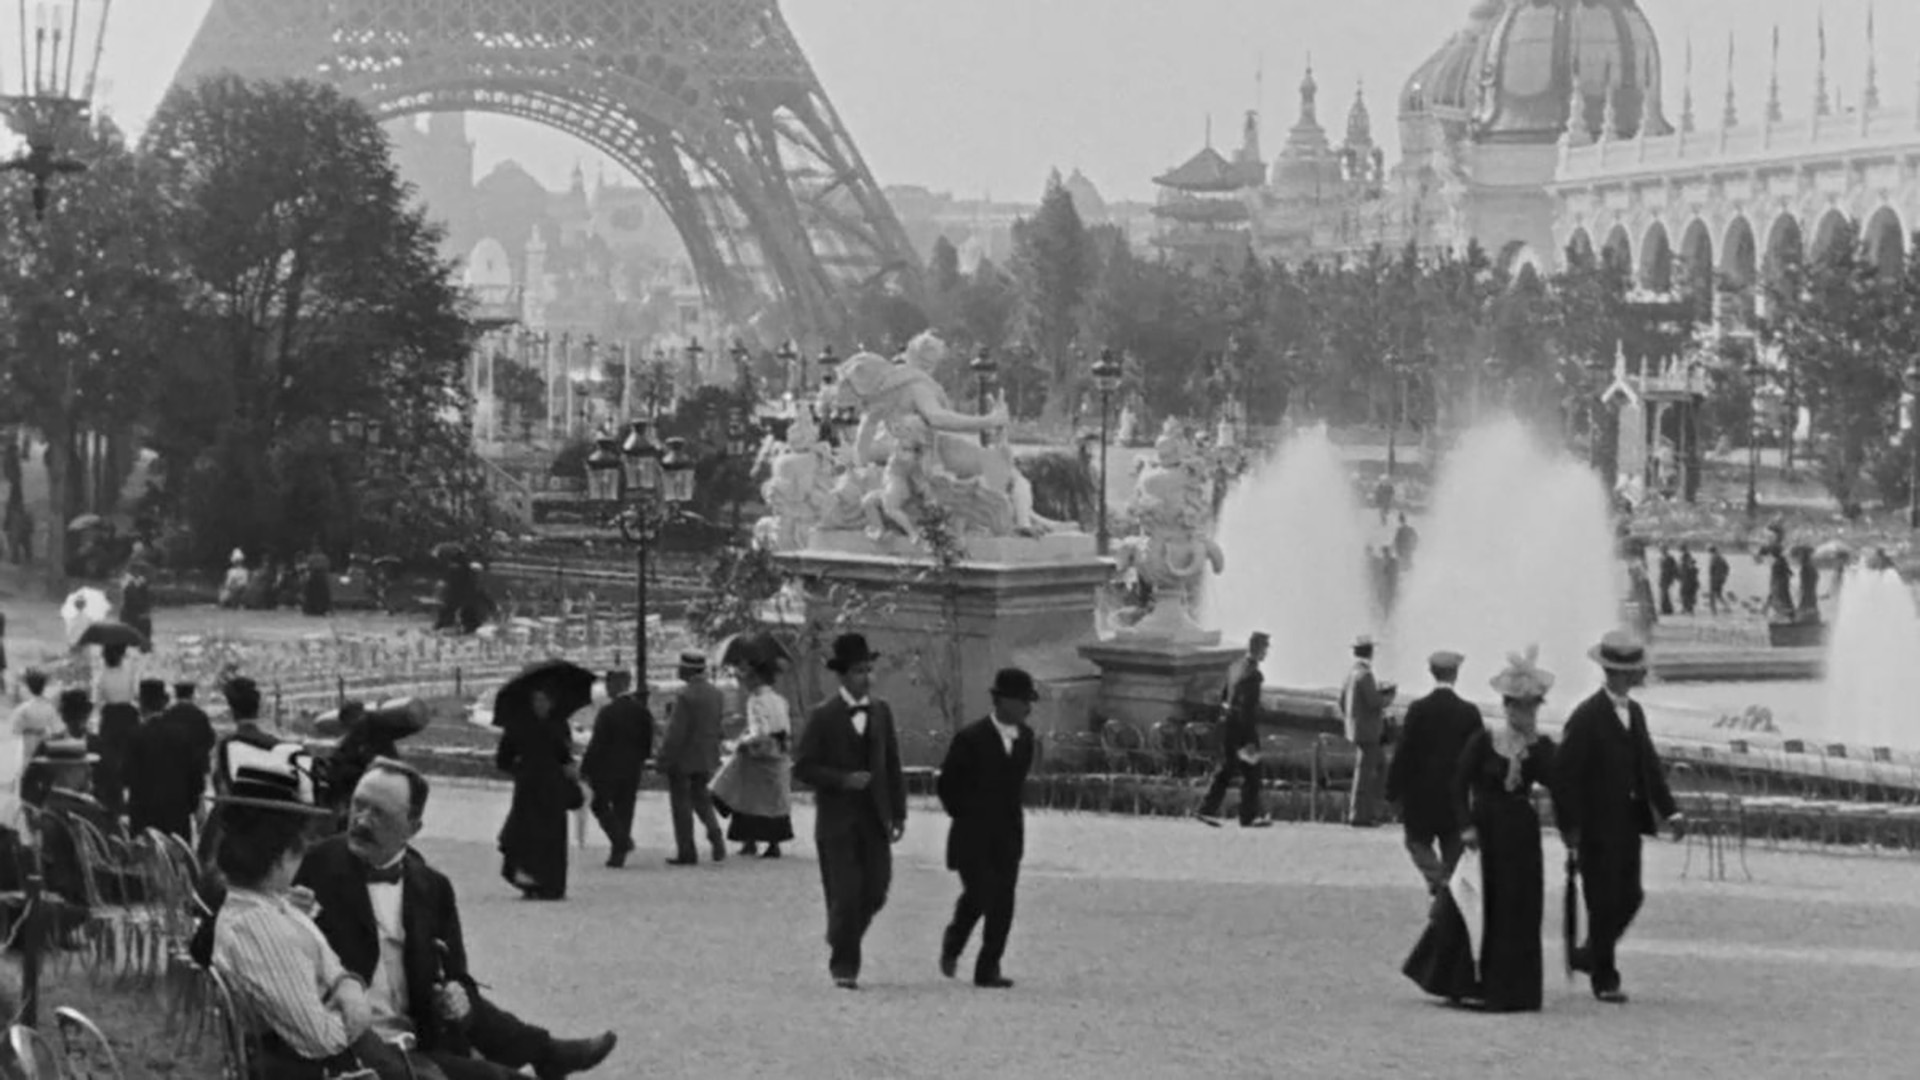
[666,770,723,860]
[1198,755,1263,823]
[428,990,556,1077]
[817,819,892,979]
[1579,834,1645,994]
[944,857,1020,980]
[1403,823,1464,895]
[589,783,638,854]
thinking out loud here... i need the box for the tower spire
[1722,31,1739,129]
[1680,34,1696,134]
[1298,52,1319,128]
[1600,63,1620,141]
[1563,60,1592,146]
[1814,7,1831,117]
[1864,2,1880,113]
[1766,25,1783,123]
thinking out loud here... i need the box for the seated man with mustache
[294,758,617,1080]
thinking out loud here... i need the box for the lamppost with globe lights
[590,421,700,684]
[776,339,799,397]
[1905,359,1920,529]
[685,337,706,393]
[970,346,997,445]
[1091,348,1124,554]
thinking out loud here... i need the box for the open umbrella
[715,631,795,671]
[60,587,112,646]
[1562,855,1581,982]
[1812,539,1853,569]
[491,660,596,728]
[77,620,146,651]
[66,514,104,532]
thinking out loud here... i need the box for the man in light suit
[1340,634,1396,827]
[1385,649,1482,893]
[937,668,1036,990]
[657,651,726,866]
[1553,631,1683,1005]
[793,633,907,990]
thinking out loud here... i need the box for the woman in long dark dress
[495,687,577,900]
[1403,646,1556,1013]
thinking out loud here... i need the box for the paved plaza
[415,784,1920,1079]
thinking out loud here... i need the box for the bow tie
[365,860,405,885]
[848,701,871,712]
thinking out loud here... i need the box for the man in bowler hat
[794,633,907,990]
[1386,650,1483,894]
[1195,632,1271,828]
[1553,631,1683,1004]
[937,668,1036,989]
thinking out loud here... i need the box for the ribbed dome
[1401,0,1669,143]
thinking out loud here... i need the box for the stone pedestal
[775,530,1110,766]
[1076,639,1240,731]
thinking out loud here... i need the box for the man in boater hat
[794,633,907,990]
[1552,630,1683,1004]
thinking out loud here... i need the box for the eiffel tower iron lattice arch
[169,0,924,342]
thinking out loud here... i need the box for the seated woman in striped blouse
[210,763,438,1080]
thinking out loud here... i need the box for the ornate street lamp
[1745,356,1767,519]
[1091,347,1125,554]
[776,339,799,394]
[612,423,702,684]
[816,343,840,387]
[1905,359,1920,529]
[685,337,705,392]
[970,345,997,445]
[1,0,111,219]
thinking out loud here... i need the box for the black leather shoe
[834,976,859,990]
[939,951,957,978]
[1594,988,1629,1004]
[974,975,1014,989]
[1192,811,1223,828]
[536,1031,616,1079]
[665,856,697,867]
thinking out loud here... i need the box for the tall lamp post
[685,337,705,393]
[1905,359,1920,529]
[1091,348,1124,554]
[596,422,699,685]
[1745,356,1766,519]
[2,0,111,1031]
[776,339,799,397]
[970,346,997,446]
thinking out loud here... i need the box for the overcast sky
[67,0,1916,203]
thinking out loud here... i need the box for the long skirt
[1402,803,1544,1012]
[712,751,794,844]
[497,774,570,899]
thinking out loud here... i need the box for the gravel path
[412,784,1920,1079]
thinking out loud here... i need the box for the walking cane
[1562,853,1580,983]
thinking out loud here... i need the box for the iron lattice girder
[171,0,923,339]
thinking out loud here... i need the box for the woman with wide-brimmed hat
[1403,646,1558,1013]
[711,635,796,858]
[208,755,426,1078]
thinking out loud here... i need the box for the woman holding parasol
[711,632,797,858]
[493,661,594,900]
[1403,647,1557,1012]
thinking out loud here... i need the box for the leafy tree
[140,76,489,565]
[0,120,177,592]
[1010,170,1094,421]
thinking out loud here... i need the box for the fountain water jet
[1820,568,1920,751]
[1387,419,1617,694]
[1202,424,1373,686]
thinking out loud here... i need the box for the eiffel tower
[171,0,923,340]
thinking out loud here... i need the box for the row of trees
[0,76,491,585]
[890,170,1920,514]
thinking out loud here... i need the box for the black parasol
[492,660,597,728]
[1562,854,1581,982]
[716,631,795,671]
[77,620,148,650]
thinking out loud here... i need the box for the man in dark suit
[1385,650,1483,895]
[1552,631,1683,1005]
[657,651,725,866]
[581,670,654,868]
[937,668,1036,989]
[128,679,206,839]
[1195,632,1271,828]
[794,633,907,990]
[297,759,617,1078]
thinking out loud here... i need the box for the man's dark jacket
[581,695,654,790]
[1385,685,1484,835]
[293,835,478,1054]
[1552,690,1678,842]
[936,717,1032,872]
[1218,657,1263,753]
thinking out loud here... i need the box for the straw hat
[1587,630,1648,672]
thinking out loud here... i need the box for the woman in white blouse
[712,654,795,858]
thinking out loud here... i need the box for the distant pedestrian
[119,562,154,654]
[937,667,1037,990]
[1393,513,1419,572]
[1677,544,1700,616]
[92,642,139,819]
[1656,546,1678,616]
[1706,546,1730,615]
[1341,635,1396,828]
[1195,632,1270,828]
[300,547,333,617]
[1796,548,1820,623]
[658,651,726,866]
[582,670,653,868]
